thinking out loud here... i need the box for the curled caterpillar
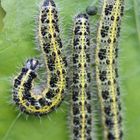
[13,0,67,116]
[95,0,124,139]
[71,13,93,140]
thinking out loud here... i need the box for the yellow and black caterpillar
[71,13,93,140]
[13,0,67,116]
[95,0,124,140]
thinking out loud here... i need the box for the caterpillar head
[76,13,88,20]
[43,0,56,7]
[25,59,39,71]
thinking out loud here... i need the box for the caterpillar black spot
[71,13,93,140]
[95,0,124,139]
[13,0,67,116]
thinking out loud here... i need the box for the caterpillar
[71,13,93,140]
[12,0,67,116]
[95,0,124,139]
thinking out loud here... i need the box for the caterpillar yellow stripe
[95,0,124,139]
[71,13,93,140]
[13,0,67,116]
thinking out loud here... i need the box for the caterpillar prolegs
[71,13,93,140]
[13,0,67,116]
[95,0,124,140]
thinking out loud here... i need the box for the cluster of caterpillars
[12,0,124,140]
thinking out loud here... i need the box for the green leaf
[0,0,92,140]
[120,0,140,140]
[0,0,140,140]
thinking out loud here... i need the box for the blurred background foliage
[0,0,140,140]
